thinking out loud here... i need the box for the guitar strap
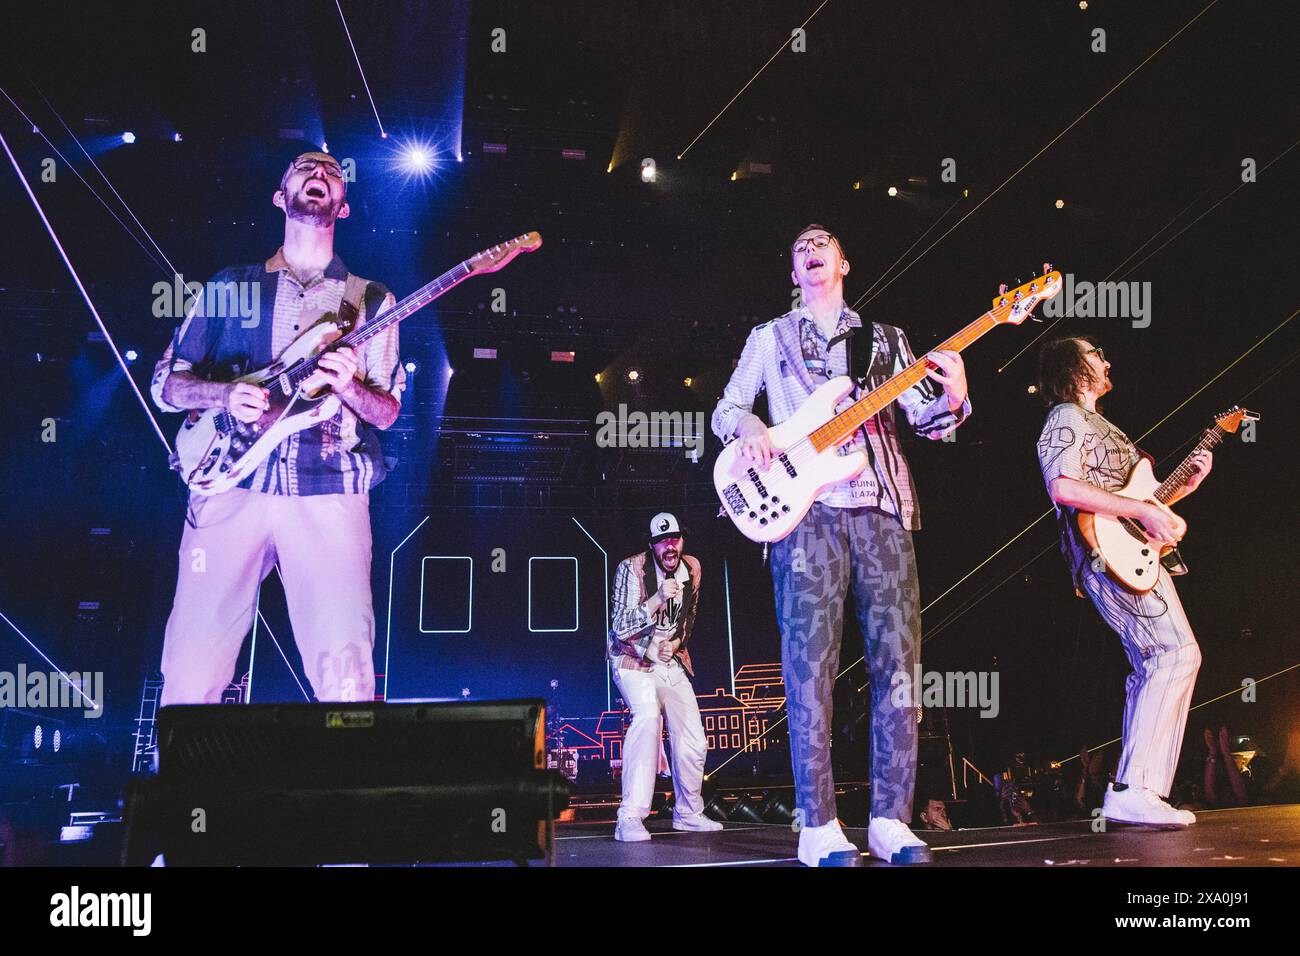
[337,273,371,334]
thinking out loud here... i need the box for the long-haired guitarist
[711,224,970,866]
[1036,335,1210,828]
[149,150,405,705]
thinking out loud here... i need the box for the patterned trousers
[771,503,920,825]
[1081,562,1201,798]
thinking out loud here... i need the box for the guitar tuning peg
[998,283,1009,295]
[1042,261,1052,274]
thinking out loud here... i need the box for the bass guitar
[714,266,1062,543]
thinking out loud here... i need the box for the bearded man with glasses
[149,150,406,706]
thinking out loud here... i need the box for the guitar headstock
[467,231,543,274]
[991,263,1062,325]
[1212,405,1260,435]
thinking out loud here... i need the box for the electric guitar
[714,267,1063,543]
[1078,406,1257,592]
[173,231,542,495]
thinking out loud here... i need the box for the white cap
[649,512,684,542]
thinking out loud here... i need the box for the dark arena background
[0,0,1296,931]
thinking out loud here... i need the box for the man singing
[1036,336,1208,828]
[151,150,405,705]
[608,513,723,841]
[712,224,970,866]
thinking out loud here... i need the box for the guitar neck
[809,310,999,451]
[284,260,475,390]
[1153,426,1227,503]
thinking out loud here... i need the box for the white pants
[160,489,376,706]
[1082,564,1202,797]
[611,664,708,819]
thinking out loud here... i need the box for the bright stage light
[121,131,136,145]
[640,158,657,183]
[625,367,642,384]
[403,145,434,173]
[125,349,139,362]
[173,132,183,143]
[404,360,418,374]
[1055,198,1065,209]
[887,185,899,197]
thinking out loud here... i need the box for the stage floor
[549,804,1300,867]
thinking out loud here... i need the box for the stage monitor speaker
[122,698,569,866]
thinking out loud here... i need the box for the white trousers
[611,664,708,819]
[160,489,376,706]
[1082,564,1202,797]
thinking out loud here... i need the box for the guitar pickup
[777,453,797,478]
[746,467,769,499]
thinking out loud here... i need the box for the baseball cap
[649,512,685,543]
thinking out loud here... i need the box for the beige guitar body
[1077,457,1184,593]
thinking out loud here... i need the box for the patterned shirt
[152,249,405,496]
[711,304,971,529]
[608,551,701,678]
[1036,403,1140,588]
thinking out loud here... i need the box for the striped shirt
[711,304,970,530]
[151,249,405,496]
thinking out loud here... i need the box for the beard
[286,190,343,227]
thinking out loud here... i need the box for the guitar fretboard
[809,310,1000,451]
[285,261,475,390]
[1154,426,1228,503]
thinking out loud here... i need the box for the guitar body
[714,376,869,543]
[173,321,346,496]
[1077,457,1172,593]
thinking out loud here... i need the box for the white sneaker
[797,819,863,867]
[1102,783,1189,829]
[867,817,933,864]
[672,811,724,832]
[614,815,652,842]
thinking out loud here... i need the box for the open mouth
[804,256,825,271]
[303,181,328,200]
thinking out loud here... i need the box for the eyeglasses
[293,158,343,180]
[791,234,835,255]
[1085,346,1106,362]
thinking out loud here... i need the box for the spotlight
[625,367,642,384]
[34,725,43,750]
[172,132,183,143]
[887,185,899,197]
[121,132,136,145]
[758,790,797,824]
[683,376,693,388]
[594,372,603,383]
[402,144,434,174]
[1055,198,1065,209]
[124,349,139,362]
[403,360,418,374]
[640,158,657,183]
[728,794,765,823]
[52,729,62,753]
